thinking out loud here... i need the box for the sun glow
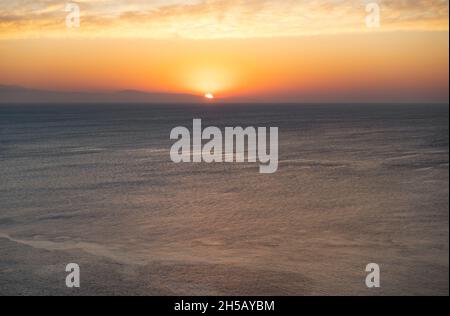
[179,63,238,97]
[204,93,214,99]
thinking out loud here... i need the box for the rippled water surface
[0,104,448,295]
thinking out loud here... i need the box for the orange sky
[0,0,449,102]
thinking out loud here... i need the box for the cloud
[0,0,448,39]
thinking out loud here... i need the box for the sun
[204,93,215,100]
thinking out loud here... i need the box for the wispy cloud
[0,0,448,39]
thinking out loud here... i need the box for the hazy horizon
[1,83,449,104]
[0,0,448,298]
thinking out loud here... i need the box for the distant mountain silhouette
[0,85,204,104]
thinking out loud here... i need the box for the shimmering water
[0,104,448,295]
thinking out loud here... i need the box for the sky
[0,0,449,102]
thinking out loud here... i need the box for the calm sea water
[0,104,448,295]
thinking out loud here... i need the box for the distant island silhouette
[0,85,205,104]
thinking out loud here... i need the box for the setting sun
[0,0,448,103]
[0,0,448,298]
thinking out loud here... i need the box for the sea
[0,103,448,295]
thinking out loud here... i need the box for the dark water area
[0,103,448,295]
